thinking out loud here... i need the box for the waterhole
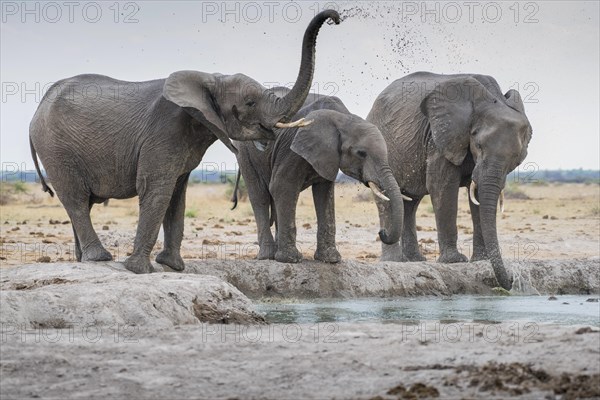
[256,295,600,325]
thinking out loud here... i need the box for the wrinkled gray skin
[367,72,532,290]
[29,10,340,274]
[233,94,403,263]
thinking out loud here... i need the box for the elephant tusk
[275,118,313,129]
[369,182,390,202]
[401,193,413,201]
[469,181,480,206]
[499,189,505,213]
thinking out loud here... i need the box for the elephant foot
[123,255,155,274]
[275,247,302,263]
[257,243,277,260]
[470,249,488,262]
[156,250,185,271]
[438,250,468,264]
[314,246,341,263]
[403,247,427,262]
[81,245,113,262]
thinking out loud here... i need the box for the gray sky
[1,1,599,171]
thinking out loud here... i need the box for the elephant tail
[230,169,241,210]
[29,137,54,197]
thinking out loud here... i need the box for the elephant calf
[234,96,404,263]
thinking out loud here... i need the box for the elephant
[232,94,404,263]
[29,10,341,274]
[367,72,532,290]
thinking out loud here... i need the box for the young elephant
[234,96,404,263]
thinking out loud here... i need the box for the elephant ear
[290,110,341,182]
[504,89,526,113]
[505,89,532,163]
[163,71,237,154]
[420,77,486,165]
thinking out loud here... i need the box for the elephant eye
[357,150,367,158]
[245,100,256,107]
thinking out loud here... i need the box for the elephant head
[290,109,404,245]
[421,77,532,289]
[162,10,340,153]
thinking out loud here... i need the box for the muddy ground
[1,322,599,399]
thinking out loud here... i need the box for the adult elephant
[233,94,405,263]
[29,10,341,274]
[367,72,532,290]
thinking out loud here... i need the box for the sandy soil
[1,182,599,267]
[1,322,599,399]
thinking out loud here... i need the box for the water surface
[255,295,600,326]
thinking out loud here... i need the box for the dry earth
[1,322,599,399]
[1,182,599,266]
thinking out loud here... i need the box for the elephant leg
[61,196,112,262]
[124,179,176,274]
[72,225,82,262]
[402,197,427,261]
[312,181,341,263]
[469,190,488,261]
[428,166,468,264]
[155,173,189,271]
[243,166,276,260]
[270,177,303,263]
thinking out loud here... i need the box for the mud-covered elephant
[367,72,532,290]
[29,10,341,274]
[232,94,404,263]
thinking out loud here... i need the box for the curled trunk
[478,181,512,290]
[267,10,340,123]
[377,169,403,245]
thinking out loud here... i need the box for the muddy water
[256,295,600,326]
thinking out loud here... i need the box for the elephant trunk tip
[378,229,399,245]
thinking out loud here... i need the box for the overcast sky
[1,1,599,171]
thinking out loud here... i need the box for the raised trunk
[377,169,403,245]
[268,10,340,123]
[478,180,512,290]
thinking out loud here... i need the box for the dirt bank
[169,257,599,299]
[1,322,598,399]
[0,263,264,328]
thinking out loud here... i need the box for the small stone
[542,215,549,219]
[37,256,51,263]
[586,298,599,302]
[575,327,595,334]
[102,226,109,230]
[548,296,558,300]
